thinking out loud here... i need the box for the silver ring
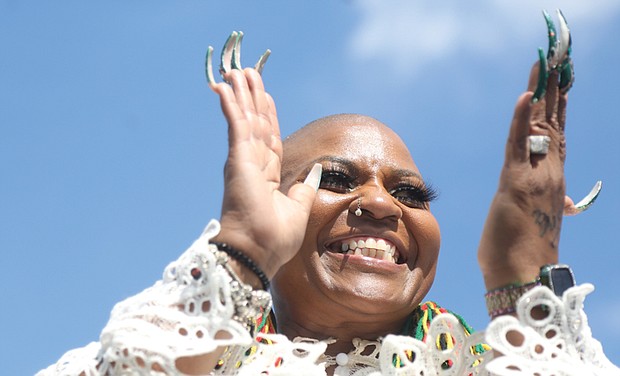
[529,135,551,155]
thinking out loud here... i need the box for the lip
[323,250,407,273]
[324,233,411,265]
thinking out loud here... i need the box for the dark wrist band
[211,242,270,291]
[485,280,540,319]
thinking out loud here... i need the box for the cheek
[307,192,350,236]
[408,211,441,264]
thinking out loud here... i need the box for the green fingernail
[254,49,271,75]
[543,10,558,66]
[532,47,549,103]
[220,31,237,78]
[231,31,244,70]
[559,57,574,94]
[205,46,216,86]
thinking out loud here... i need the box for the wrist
[211,241,270,291]
[212,227,282,278]
[484,263,576,319]
[485,280,540,319]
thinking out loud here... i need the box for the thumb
[287,163,322,214]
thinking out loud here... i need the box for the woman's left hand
[477,64,568,290]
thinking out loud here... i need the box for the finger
[228,69,256,116]
[563,195,577,215]
[265,93,279,139]
[527,60,547,124]
[212,82,249,144]
[557,90,568,133]
[265,92,283,159]
[245,68,271,126]
[505,92,534,163]
[545,70,560,125]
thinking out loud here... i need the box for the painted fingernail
[255,49,271,75]
[543,9,559,69]
[231,31,244,70]
[565,181,602,216]
[205,46,216,86]
[559,57,574,94]
[219,31,237,81]
[556,9,571,61]
[532,47,549,104]
[303,163,322,192]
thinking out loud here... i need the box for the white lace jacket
[37,220,619,376]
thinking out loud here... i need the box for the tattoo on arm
[532,209,559,237]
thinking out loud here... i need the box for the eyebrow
[309,155,423,181]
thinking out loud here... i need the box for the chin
[316,253,431,315]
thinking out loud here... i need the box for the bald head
[280,114,413,191]
[284,114,389,146]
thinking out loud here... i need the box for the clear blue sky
[2,1,619,374]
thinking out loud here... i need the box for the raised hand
[477,11,599,290]
[206,32,321,281]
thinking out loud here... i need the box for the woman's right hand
[208,40,321,281]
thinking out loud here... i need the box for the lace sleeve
[484,284,620,375]
[37,219,271,376]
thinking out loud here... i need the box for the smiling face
[271,114,441,332]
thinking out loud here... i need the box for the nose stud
[355,198,362,217]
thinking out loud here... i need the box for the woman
[39,12,616,376]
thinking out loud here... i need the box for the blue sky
[2,1,619,374]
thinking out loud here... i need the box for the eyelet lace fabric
[484,284,620,375]
[37,220,619,376]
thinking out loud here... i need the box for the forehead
[284,119,419,174]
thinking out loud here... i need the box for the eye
[390,184,438,209]
[319,169,355,193]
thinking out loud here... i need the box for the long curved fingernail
[255,49,271,75]
[559,56,574,94]
[532,47,549,103]
[205,46,216,86]
[565,181,602,216]
[543,10,559,69]
[556,9,571,61]
[219,31,237,80]
[231,31,244,70]
[303,163,322,192]
[574,180,602,213]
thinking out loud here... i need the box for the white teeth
[337,237,398,263]
[377,239,387,251]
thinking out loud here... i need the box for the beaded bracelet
[485,280,540,319]
[211,242,270,291]
[207,247,271,334]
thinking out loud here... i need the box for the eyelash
[319,167,438,209]
[319,167,355,193]
[389,184,438,209]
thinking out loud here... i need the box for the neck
[273,305,410,356]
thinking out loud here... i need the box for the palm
[210,67,318,277]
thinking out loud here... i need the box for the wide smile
[328,237,404,264]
